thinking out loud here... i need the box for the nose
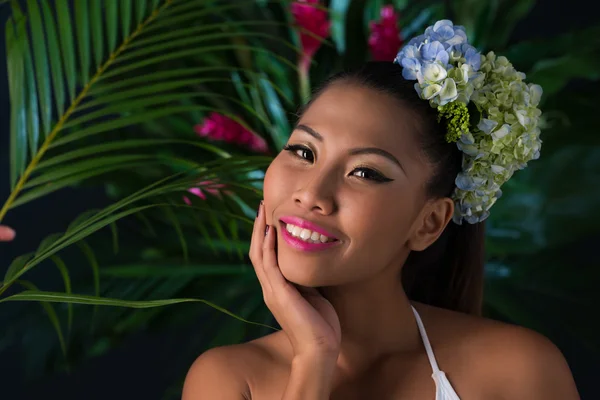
[293,171,337,215]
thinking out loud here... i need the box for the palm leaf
[1,0,295,223]
[0,290,278,332]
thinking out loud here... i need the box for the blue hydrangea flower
[393,21,544,224]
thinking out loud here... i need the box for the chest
[247,354,444,400]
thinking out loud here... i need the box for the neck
[318,264,422,376]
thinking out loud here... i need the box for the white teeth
[284,223,335,243]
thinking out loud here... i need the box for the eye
[283,144,393,183]
[283,144,314,162]
[351,166,394,183]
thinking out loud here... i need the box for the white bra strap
[411,305,441,374]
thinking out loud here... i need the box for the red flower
[291,0,330,73]
[368,5,403,61]
[183,180,230,205]
[194,112,268,153]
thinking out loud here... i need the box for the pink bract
[368,5,403,62]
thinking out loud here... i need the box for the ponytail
[402,221,486,316]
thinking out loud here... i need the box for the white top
[411,305,461,400]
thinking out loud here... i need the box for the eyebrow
[294,124,407,174]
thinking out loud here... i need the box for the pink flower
[194,112,268,153]
[291,0,330,73]
[368,5,403,62]
[183,180,230,205]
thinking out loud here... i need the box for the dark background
[1,1,599,399]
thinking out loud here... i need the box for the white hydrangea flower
[395,22,544,225]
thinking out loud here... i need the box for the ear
[407,197,454,251]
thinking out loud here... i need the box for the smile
[278,216,341,252]
[284,223,336,243]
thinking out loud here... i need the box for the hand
[0,225,15,242]
[249,201,342,359]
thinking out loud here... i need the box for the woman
[183,20,580,400]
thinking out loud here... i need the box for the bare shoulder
[182,332,288,400]
[415,302,580,399]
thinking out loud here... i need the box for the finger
[0,226,16,242]
[249,201,270,291]
[262,226,288,289]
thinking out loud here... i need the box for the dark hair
[301,61,486,316]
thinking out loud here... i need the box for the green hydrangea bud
[437,101,470,143]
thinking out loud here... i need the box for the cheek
[343,186,418,251]
[263,156,292,224]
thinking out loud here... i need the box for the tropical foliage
[1,0,598,397]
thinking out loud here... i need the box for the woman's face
[263,83,448,287]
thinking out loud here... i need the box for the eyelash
[283,144,394,183]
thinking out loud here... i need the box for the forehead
[298,83,420,153]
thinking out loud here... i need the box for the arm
[182,347,249,400]
[282,355,337,400]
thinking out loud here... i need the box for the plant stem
[299,55,312,104]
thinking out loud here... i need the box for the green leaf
[99,43,297,81]
[23,155,156,188]
[505,26,600,73]
[110,221,119,254]
[330,0,351,54]
[20,19,40,160]
[27,0,52,135]
[51,105,229,147]
[6,11,27,189]
[66,209,101,234]
[11,162,161,209]
[528,55,600,98]
[228,219,244,261]
[75,0,90,83]
[15,281,67,357]
[163,205,188,263]
[77,241,101,331]
[105,0,118,53]
[55,0,76,102]
[190,207,218,255]
[136,0,146,25]
[36,139,230,169]
[41,0,65,116]
[3,252,34,282]
[50,255,73,339]
[90,0,103,68]
[133,211,157,237]
[0,290,278,331]
[100,264,252,278]
[121,0,132,39]
[35,233,64,256]
[259,75,290,150]
[488,0,536,49]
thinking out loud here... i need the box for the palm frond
[0,290,278,332]
[1,0,294,222]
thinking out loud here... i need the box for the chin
[277,254,329,287]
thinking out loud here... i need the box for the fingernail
[265,225,269,236]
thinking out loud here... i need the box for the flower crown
[394,20,543,225]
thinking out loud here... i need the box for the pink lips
[279,216,340,253]
[279,216,338,239]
